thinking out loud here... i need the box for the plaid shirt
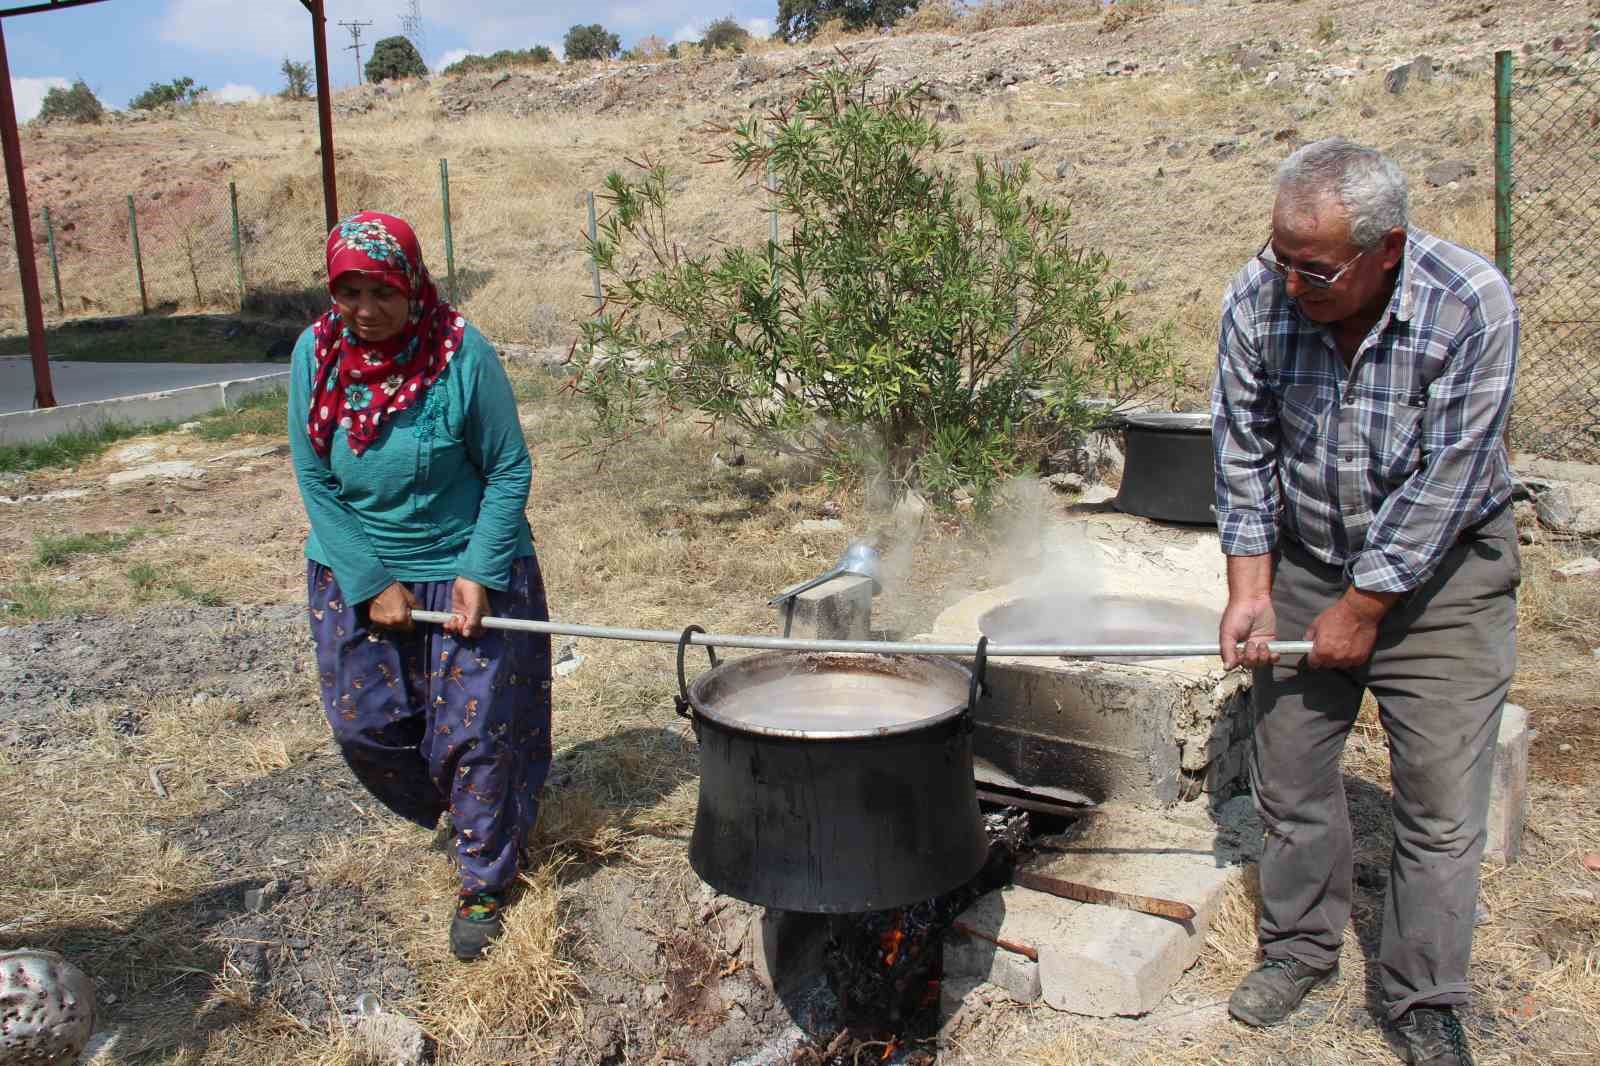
[1211,229,1518,594]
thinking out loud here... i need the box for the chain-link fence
[1497,50,1600,463]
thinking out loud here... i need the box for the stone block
[1025,808,1241,1017]
[1484,703,1529,866]
[945,884,1077,1004]
[747,909,829,993]
[777,574,873,641]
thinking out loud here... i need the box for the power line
[338,19,374,84]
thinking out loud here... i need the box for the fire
[878,924,906,968]
[879,1038,899,1062]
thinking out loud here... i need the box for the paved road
[0,357,289,414]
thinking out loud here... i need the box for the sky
[6,0,781,120]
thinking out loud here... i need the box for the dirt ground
[2,362,1598,1065]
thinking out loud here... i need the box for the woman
[288,211,552,962]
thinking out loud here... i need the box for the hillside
[3,0,1592,373]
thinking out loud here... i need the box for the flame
[878,924,906,968]
[880,1038,899,1062]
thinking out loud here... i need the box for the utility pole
[339,19,374,84]
[399,0,426,63]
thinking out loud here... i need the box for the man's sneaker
[1227,956,1339,1027]
[1395,1007,1474,1066]
[449,891,505,961]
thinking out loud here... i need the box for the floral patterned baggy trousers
[307,556,553,893]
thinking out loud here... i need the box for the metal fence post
[439,158,457,303]
[587,190,602,308]
[229,181,246,311]
[128,194,148,315]
[1493,50,1513,279]
[43,206,64,316]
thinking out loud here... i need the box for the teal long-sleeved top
[288,323,535,606]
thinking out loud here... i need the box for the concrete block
[945,882,1091,1005]
[1025,808,1240,1017]
[0,372,289,447]
[777,574,873,641]
[747,909,829,993]
[1484,703,1529,866]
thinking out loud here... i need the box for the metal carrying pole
[229,181,246,311]
[43,206,64,316]
[439,158,457,302]
[409,610,1312,659]
[128,194,148,315]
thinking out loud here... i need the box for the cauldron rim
[684,650,972,741]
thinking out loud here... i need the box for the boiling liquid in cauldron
[699,666,963,733]
[978,593,1222,656]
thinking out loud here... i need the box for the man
[1212,137,1520,1066]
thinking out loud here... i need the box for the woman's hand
[445,577,489,640]
[368,582,418,631]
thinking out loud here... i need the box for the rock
[0,949,96,1065]
[1235,49,1266,73]
[1554,557,1600,581]
[792,518,844,534]
[1424,160,1477,186]
[208,444,287,464]
[893,491,928,539]
[346,997,429,1066]
[1019,136,1042,151]
[1044,472,1087,493]
[107,461,204,486]
[1209,140,1239,161]
[1166,141,1188,158]
[1055,160,1075,179]
[1582,853,1600,873]
[1558,743,1573,754]
[109,443,160,465]
[178,422,202,432]
[0,489,91,505]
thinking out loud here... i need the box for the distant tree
[281,58,312,100]
[441,46,554,77]
[365,36,428,83]
[37,79,103,124]
[776,0,921,42]
[701,16,751,52]
[624,34,670,61]
[564,23,621,61]
[130,76,205,111]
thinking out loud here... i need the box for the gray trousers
[1249,507,1519,1019]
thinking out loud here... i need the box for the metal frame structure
[0,0,341,410]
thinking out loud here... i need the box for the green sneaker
[449,891,505,961]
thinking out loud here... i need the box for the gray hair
[1276,137,1408,248]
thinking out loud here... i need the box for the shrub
[624,35,671,61]
[281,59,312,99]
[777,0,922,42]
[365,35,428,83]
[576,62,1179,507]
[564,24,621,61]
[441,46,554,76]
[36,80,103,124]
[701,16,751,52]
[130,76,204,111]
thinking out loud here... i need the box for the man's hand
[1305,586,1398,669]
[1221,554,1277,669]
[368,582,418,631]
[445,577,490,640]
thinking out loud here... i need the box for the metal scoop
[768,540,883,608]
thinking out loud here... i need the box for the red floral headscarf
[305,211,466,457]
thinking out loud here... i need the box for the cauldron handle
[968,635,989,721]
[675,625,719,719]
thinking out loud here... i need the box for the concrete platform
[1,357,287,413]
[923,524,1254,806]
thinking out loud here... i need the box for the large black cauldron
[677,646,989,914]
[1110,411,1216,525]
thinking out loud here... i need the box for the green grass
[126,562,162,592]
[191,388,288,442]
[0,580,57,619]
[0,420,176,475]
[35,529,144,567]
[0,316,297,364]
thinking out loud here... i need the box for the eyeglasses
[1255,236,1367,290]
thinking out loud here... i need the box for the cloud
[13,76,70,123]
[435,48,476,71]
[211,83,263,104]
